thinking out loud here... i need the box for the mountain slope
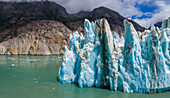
[88,7,145,35]
[0,1,73,42]
[148,21,162,29]
[0,20,71,55]
[67,6,146,36]
[0,1,146,42]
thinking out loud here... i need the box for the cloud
[0,0,147,17]
[133,0,170,28]
[1,0,170,28]
[55,0,146,18]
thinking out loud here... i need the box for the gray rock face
[71,7,146,36]
[0,20,71,55]
[0,1,145,42]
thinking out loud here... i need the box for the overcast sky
[1,0,170,28]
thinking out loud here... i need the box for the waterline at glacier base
[59,18,170,93]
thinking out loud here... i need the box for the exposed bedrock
[0,20,71,55]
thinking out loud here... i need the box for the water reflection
[0,55,62,69]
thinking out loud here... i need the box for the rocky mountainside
[71,7,145,36]
[0,1,146,43]
[0,20,71,55]
[153,21,162,28]
[0,1,74,42]
[148,21,162,29]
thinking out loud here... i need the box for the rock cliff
[0,1,145,42]
[0,20,71,55]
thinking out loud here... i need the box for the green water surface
[0,55,169,98]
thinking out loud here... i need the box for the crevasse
[59,18,170,93]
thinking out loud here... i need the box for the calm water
[0,55,169,98]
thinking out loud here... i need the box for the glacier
[59,17,170,93]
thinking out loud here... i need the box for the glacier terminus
[59,17,170,93]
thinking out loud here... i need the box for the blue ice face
[59,17,170,93]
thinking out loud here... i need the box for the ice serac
[118,20,144,93]
[59,17,170,93]
[59,18,120,90]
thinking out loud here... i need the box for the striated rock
[0,1,145,42]
[0,20,72,55]
[59,17,170,93]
